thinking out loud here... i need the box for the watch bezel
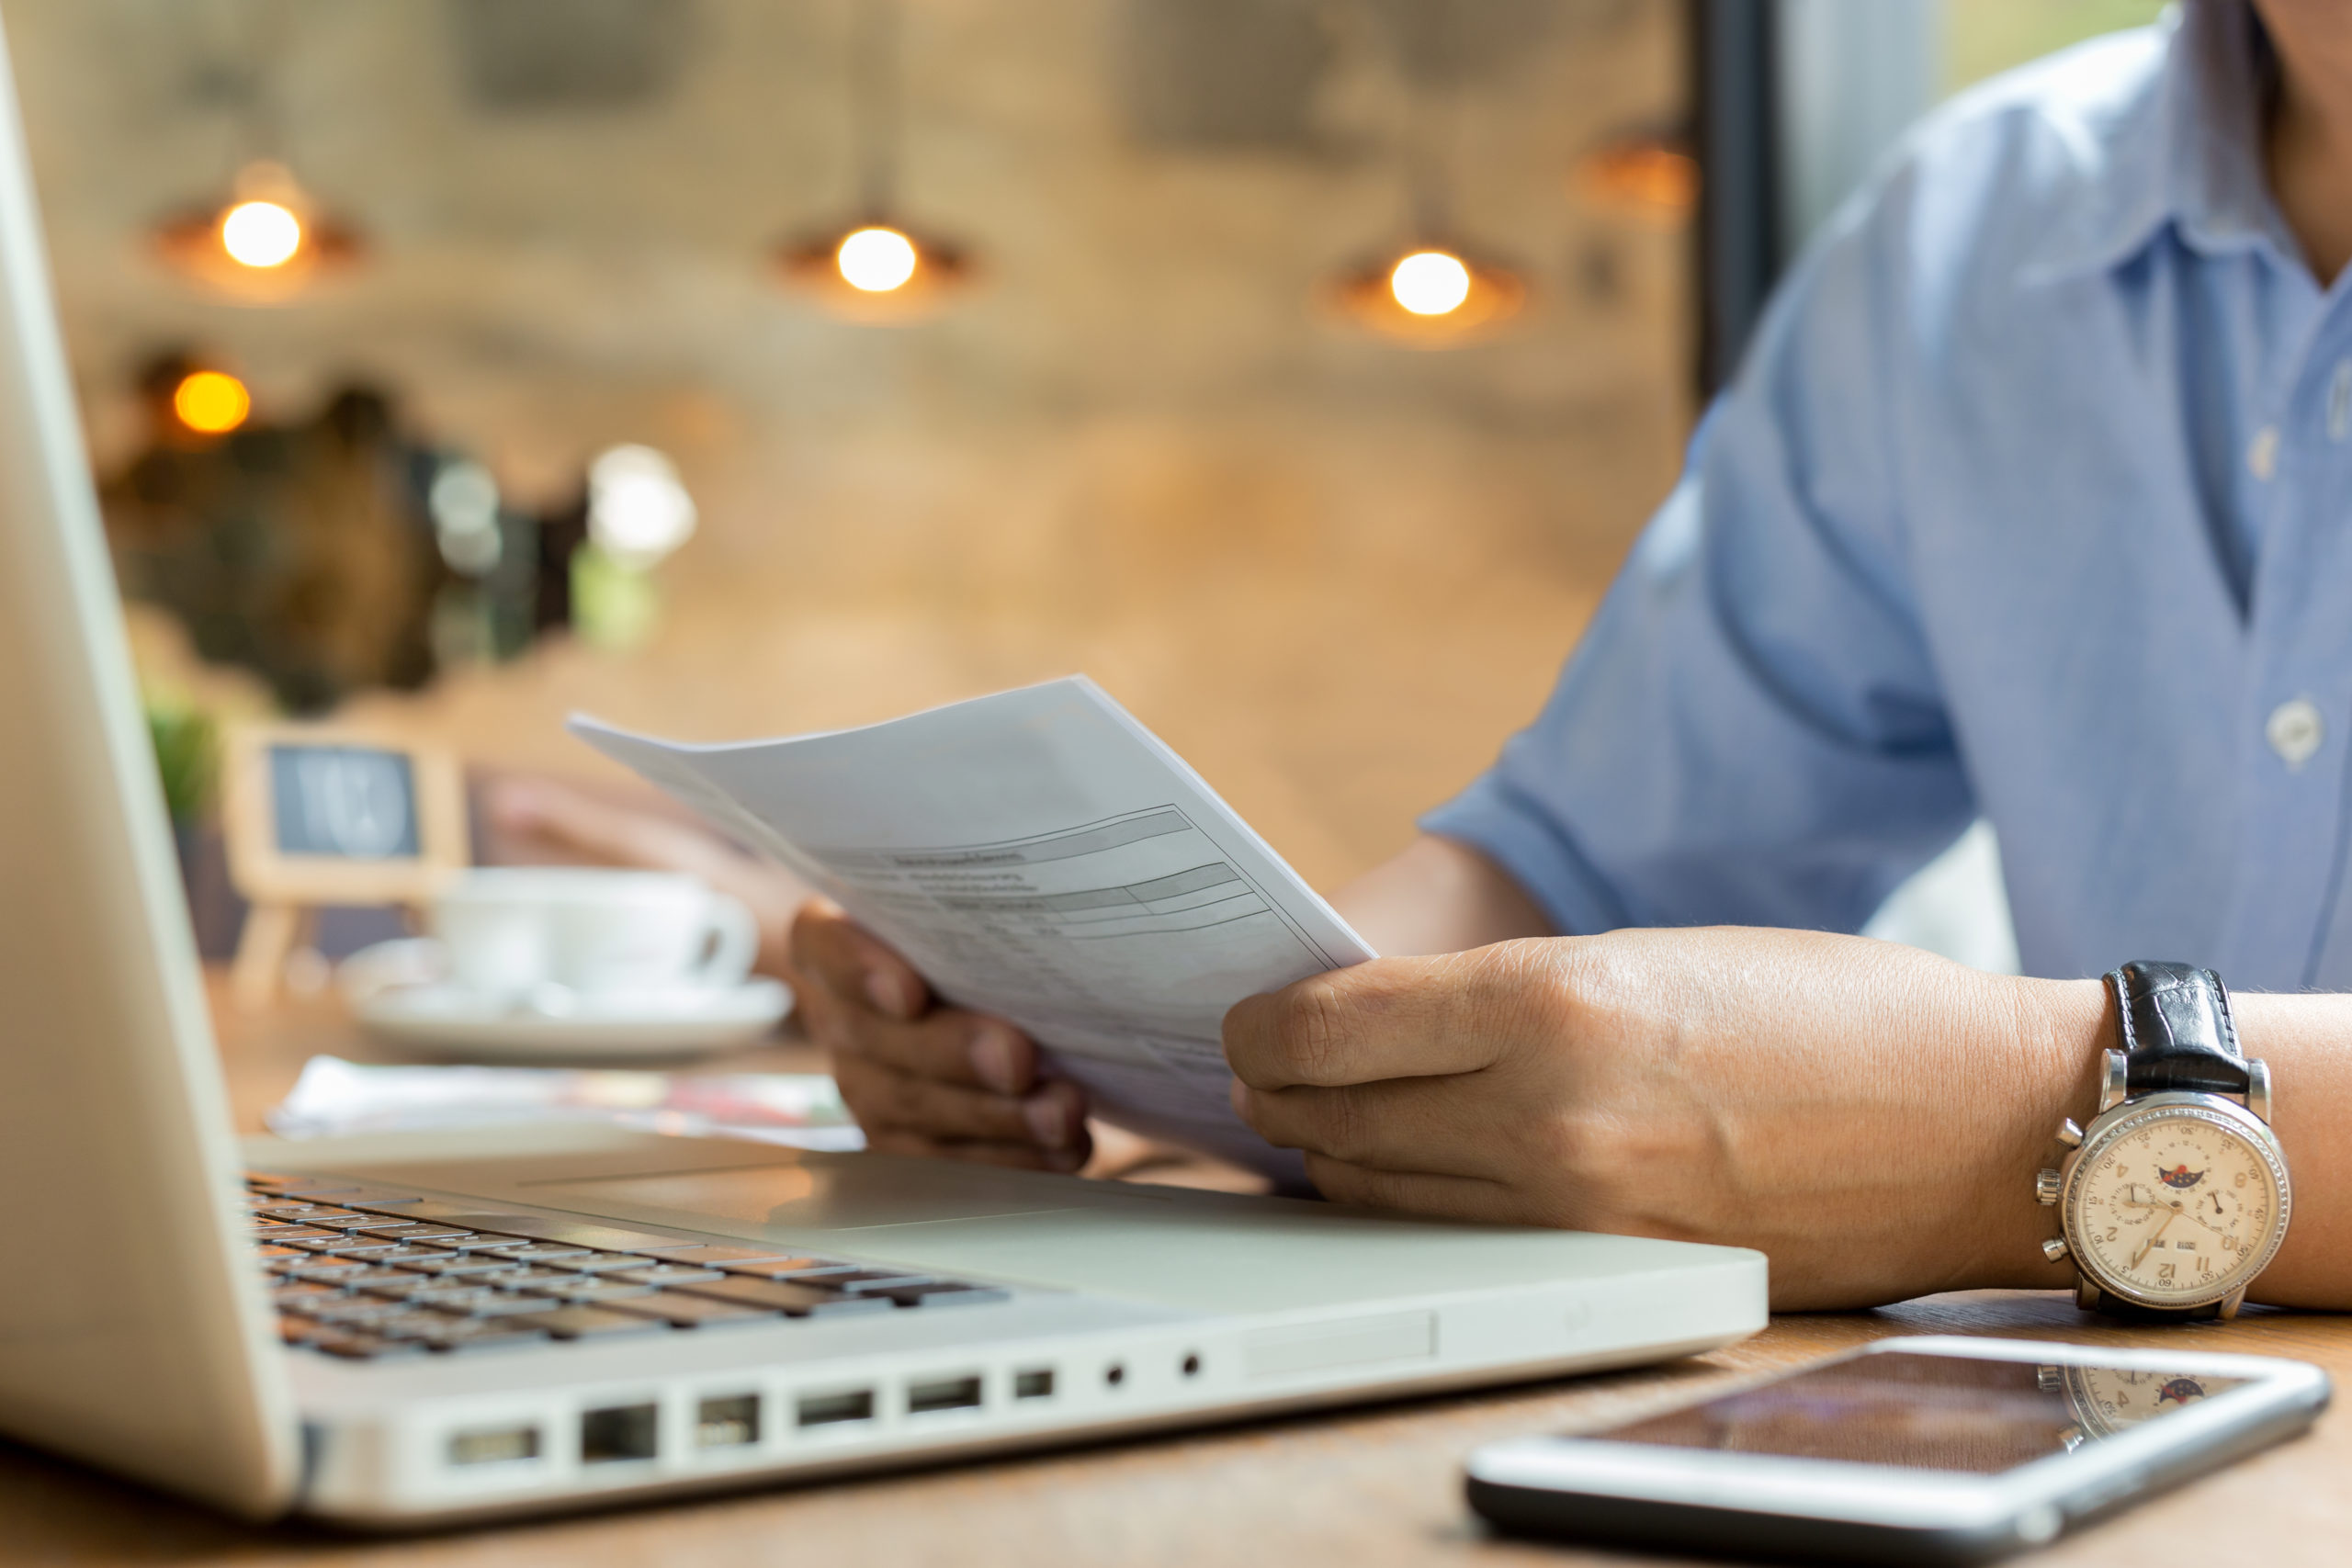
[2060,1091,2291,1311]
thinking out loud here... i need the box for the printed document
[570,678,1374,1177]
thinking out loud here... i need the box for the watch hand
[2131,1208,2180,1269]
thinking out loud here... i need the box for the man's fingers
[833,1056,1086,1151]
[805,986,1043,1097]
[1300,1156,1517,1223]
[1230,1075,1515,1179]
[792,900,931,1020]
[1224,947,1542,1089]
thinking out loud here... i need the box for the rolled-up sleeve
[1423,185,1975,936]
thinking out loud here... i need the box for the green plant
[146,697,220,826]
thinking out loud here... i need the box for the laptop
[0,19,1763,1528]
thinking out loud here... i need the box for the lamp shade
[1323,241,1526,347]
[153,161,362,305]
[775,219,974,323]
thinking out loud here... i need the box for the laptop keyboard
[244,1171,1011,1360]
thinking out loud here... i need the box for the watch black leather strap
[2108,960,2249,1098]
[2087,1292,2223,1324]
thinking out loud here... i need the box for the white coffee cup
[430,867,759,1006]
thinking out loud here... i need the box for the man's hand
[1225,926,2108,1310]
[480,773,1090,1168]
[790,899,1091,1172]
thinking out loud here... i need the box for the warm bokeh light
[172,370,252,434]
[836,226,919,293]
[1389,250,1473,316]
[587,444,698,568]
[1572,138,1699,223]
[220,199,302,268]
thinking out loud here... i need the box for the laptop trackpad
[528,1152,1096,1231]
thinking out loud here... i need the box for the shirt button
[2267,698,2324,770]
[2247,425,2280,479]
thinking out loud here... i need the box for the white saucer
[344,941,793,1062]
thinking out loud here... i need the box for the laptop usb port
[696,1394,761,1450]
[797,1389,875,1428]
[447,1425,540,1467]
[1012,1369,1056,1401]
[581,1403,659,1464]
[906,1375,983,1415]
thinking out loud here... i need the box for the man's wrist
[1971,975,2109,1291]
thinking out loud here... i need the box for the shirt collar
[2024,0,2295,284]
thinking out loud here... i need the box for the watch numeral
[2105,1226,2119,1242]
[2157,1263,2177,1281]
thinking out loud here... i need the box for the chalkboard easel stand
[230,903,316,1011]
[220,724,468,1010]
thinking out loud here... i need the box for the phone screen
[1591,1352,2245,1474]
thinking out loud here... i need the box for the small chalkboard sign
[222,725,467,1007]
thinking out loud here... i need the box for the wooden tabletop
[5,984,2346,1567]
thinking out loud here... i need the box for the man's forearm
[1331,834,1555,957]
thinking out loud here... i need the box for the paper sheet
[570,677,1374,1177]
[268,1055,865,1150]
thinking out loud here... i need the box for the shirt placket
[2229,299,2352,987]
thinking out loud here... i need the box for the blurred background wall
[5,0,2164,912]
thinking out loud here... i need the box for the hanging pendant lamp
[153,158,363,305]
[150,5,362,306]
[1321,1,1526,348]
[775,0,974,322]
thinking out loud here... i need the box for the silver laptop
[0,19,1763,1528]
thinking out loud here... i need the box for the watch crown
[2035,1168,2064,1205]
[2041,1236,2071,1264]
[2056,1118,2084,1149]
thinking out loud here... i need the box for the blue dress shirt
[1424,1,2352,988]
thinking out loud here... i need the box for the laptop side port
[1012,1369,1056,1401]
[581,1403,659,1464]
[796,1389,876,1428]
[906,1375,983,1416]
[695,1394,761,1450]
[447,1424,541,1467]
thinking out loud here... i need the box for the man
[499,0,2352,1310]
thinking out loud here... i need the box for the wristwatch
[2036,962,2291,1320]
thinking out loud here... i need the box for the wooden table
[4,986,2346,1566]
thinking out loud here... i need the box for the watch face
[2064,1100,2290,1308]
[2054,1363,2244,1440]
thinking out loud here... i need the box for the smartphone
[1464,1336,2328,1565]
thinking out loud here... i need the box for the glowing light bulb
[172,370,252,435]
[836,226,918,293]
[587,445,697,569]
[220,199,302,268]
[1390,250,1472,316]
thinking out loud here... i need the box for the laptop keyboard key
[486,1242,593,1263]
[506,1304,669,1340]
[671,1276,894,1317]
[824,1270,934,1292]
[653,1245,809,1267]
[310,1330,429,1360]
[603,1292,777,1328]
[406,1317,552,1352]
[879,1283,1013,1309]
[396,1252,533,1277]
[605,1265,725,1286]
[559,1250,661,1273]
[718,1258,858,1280]
[514,1275,656,1303]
